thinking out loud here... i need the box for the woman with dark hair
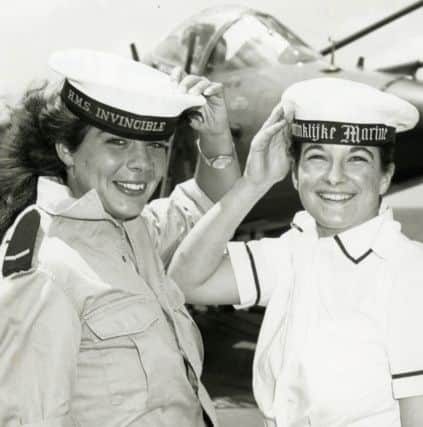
[0,49,259,427]
[0,85,89,236]
[169,78,423,427]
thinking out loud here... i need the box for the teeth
[117,182,146,191]
[319,193,353,201]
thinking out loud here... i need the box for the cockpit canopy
[150,5,320,74]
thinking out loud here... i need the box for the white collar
[291,203,401,262]
[36,176,119,225]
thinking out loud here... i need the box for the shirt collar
[36,176,118,224]
[290,210,318,236]
[291,202,401,262]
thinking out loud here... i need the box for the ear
[55,142,75,168]
[379,163,395,196]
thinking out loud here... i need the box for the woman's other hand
[244,101,291,191]
[170,67,230,136]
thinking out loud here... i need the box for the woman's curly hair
[0,82,89,240]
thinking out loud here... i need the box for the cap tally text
[291,119,395,146]
[61,80,178,140]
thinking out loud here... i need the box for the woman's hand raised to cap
[243,101,291,191]
[170,67,230,137]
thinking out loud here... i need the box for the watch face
[212,156,233,169]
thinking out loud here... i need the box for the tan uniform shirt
[0,177,216,427]
[229,207,423,427]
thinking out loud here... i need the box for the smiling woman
[58,128,169,221]
[291,143,394,237]
[0,49,241,427]
[168,78,423,427]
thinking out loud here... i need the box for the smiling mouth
[318,192,355,202]
[114,181,148,196]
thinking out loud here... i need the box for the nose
[127,143,155,178]
[324,159,346,186]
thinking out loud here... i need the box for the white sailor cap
[49,49,206,140]
[281,77,419,146]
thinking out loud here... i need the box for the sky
[1,0,423,95]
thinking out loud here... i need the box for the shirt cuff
[174,179,214,214]
[227,242,258,309]
[392,371,423,399]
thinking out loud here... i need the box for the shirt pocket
[83,299,161,411]
[83,297,190,412]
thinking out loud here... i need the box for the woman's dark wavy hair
[0,82,89,240]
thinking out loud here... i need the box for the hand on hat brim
[170,66,230,135]
[260,101,285,130]
[180,78,229,136]
[244,110,290,191]
[186,109,204,125]
[176,75,210,96]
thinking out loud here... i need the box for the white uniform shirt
[228,207,423,427]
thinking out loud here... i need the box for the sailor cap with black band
[281,77,419,146]
[48,49,206,140]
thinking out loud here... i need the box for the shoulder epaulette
[2,209,41,278]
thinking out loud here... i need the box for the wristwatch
[196,139,235,169]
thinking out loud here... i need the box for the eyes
[304,151,371,164]
[105,138,168,150]
[349,155,369,163]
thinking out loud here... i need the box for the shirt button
[122,255,127,262]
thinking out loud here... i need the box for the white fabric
[228,236,294,308]
[49,49,206,117]
[229,207,423,426]
[281,77,419,132]
[22,415,76,427]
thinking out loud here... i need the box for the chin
[107,203,146,221]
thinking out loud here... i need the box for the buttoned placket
[124,219,201,395]
[117,224,142,275]
[121,222,201,392]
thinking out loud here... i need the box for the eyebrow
[349,147,374,159]
[302,145,325,156]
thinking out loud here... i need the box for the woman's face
[292,143,394,237]
[64,128,167,220]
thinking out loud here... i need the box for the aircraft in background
[141,2,423,240]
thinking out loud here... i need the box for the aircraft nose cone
[384,77,423,128]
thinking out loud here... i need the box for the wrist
[236,176,273,199]
[197,129,236,169]
[198,127,233,153]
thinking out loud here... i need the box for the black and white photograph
[1,1,423,426]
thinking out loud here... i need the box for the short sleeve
[387,257,423,399]
[142,179,214,267]
[0,269,81,426]
[227,232,294,308]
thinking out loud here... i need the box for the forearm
[194,129,241,202]
[168,176,268,290]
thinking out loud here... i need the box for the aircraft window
[208,15,319,72]
[153,35,189,69]
[154,23,218,74]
